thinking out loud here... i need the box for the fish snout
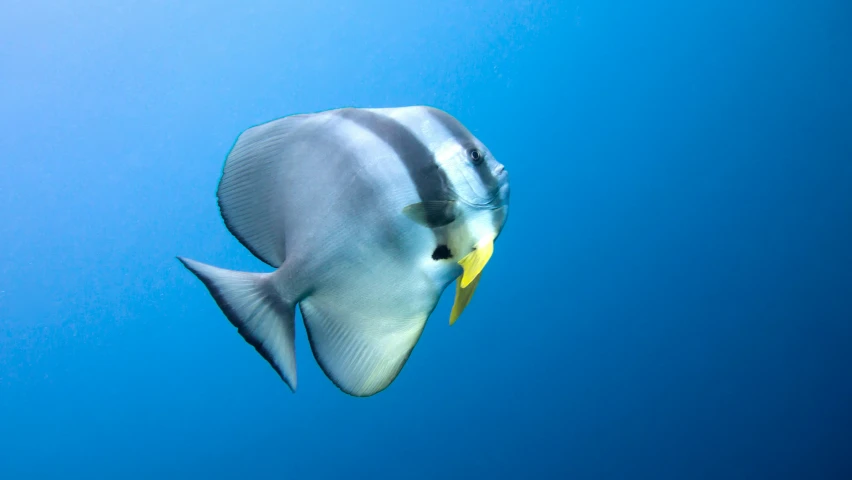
[494,164,509,192]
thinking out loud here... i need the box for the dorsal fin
[217,116,311,267]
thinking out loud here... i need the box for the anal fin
[299,297,430,397]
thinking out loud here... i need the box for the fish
[178,106,511,397]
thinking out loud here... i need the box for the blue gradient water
[1,1,850,478]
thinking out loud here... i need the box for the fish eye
[468,148,484,165]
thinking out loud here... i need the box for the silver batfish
[179,106,510,396]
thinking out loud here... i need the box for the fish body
[179,106,510,396]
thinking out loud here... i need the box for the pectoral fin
[449,237,494,324]
[402,201,457,228]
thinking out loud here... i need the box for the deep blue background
[2,1,851,478]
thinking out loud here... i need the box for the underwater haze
[2,0,851,478]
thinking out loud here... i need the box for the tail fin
[177,257,297,391]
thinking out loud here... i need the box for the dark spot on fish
[431,245,452,260]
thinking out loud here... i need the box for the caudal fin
[177,257,298,391]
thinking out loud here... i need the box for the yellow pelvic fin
[449,237,495,325]
[457,238,494,288]
[449,272,482,325]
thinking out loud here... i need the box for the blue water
[2,1,851,478]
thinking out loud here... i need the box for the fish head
[391,106,512,326]
[436,136,510,238]
[414,106,509,214]
[440,141,511,326]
